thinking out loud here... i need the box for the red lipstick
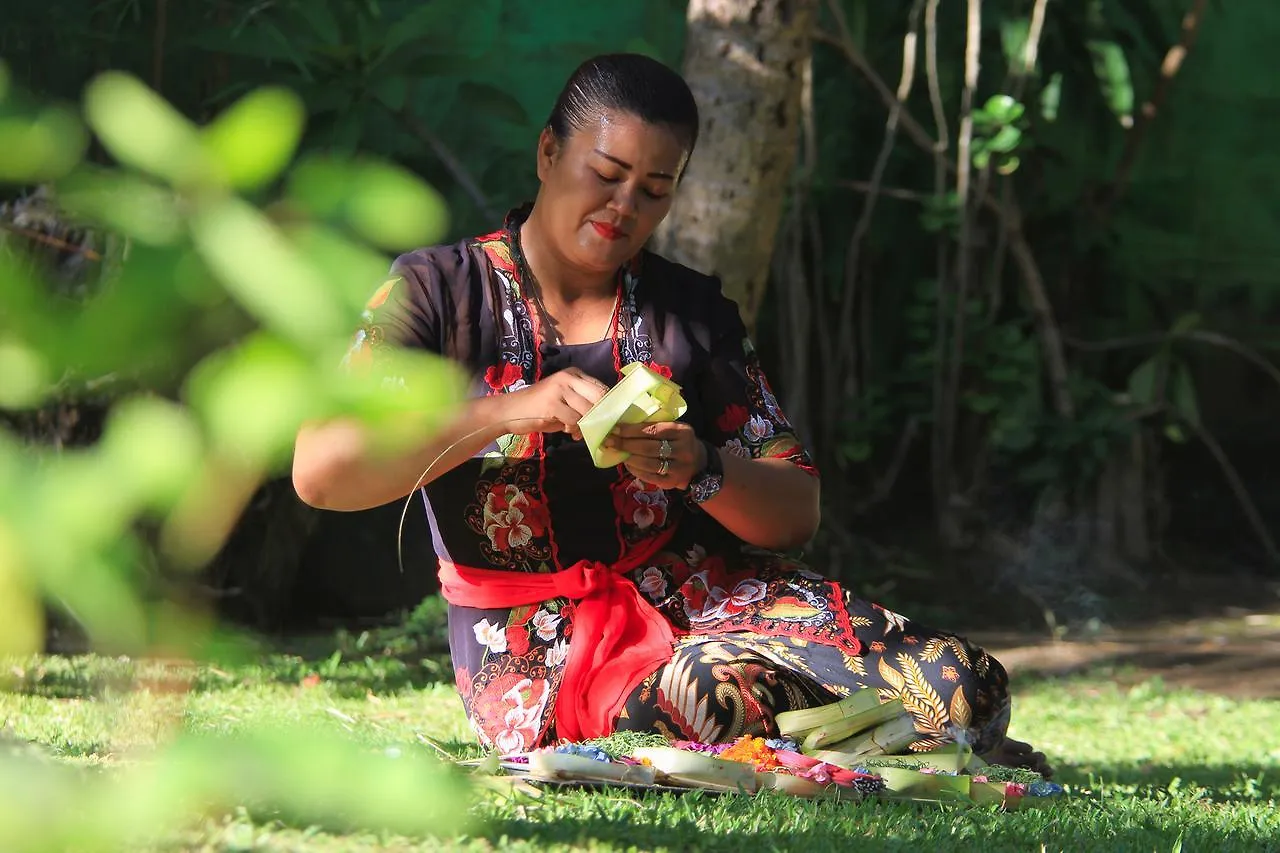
[590,221,625,241]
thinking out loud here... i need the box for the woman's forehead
[569,111,688,171]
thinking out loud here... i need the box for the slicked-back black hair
[545,53,700,156]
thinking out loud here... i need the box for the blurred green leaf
[343,161,450,251]
[1171,363,1201,428]
[0,339,50,407]
[987,125,1023,154]
[293,1,342,46]
[1000,18,1030,70]
[189,196,348,343]
[98,396,203,509]
[202,87,306,191]
[1087,39,1135,127]
[1128,356,1161,405]
[1040,72,1063,122]
[83,72,214,187]
[59,169,183,245]
[1171,312,1201,335]
[185,334,322,468]
[983,94,1025,125]
[457,81,530,128]
[0,107,87,182]
[0,521,43,656]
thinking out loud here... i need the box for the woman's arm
[292,395,508,512]
[700,450,820,550]
[294,367,610,511]
[607,423,819,551]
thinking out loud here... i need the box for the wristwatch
[686,440,724,506]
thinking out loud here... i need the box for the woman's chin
[574,240,633,273]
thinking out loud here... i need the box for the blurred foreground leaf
[0,727,475,851]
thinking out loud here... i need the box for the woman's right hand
[497,367,609,440]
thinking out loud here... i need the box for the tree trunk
[652,0,817,334]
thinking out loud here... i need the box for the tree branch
[829,0,924,430]
[0,222,102,262]
[1185,415,1280,565]
[818,26,1076,419]
[1101,0,1210,213]
[1065,329,1280,395]
[394,106,500,223]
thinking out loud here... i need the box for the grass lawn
[2,650,1278,852]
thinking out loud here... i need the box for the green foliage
[0,61,470,846]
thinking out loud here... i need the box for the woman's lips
[590,221,625,241]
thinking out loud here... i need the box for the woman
[293,53,1048,774]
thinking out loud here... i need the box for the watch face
[690,473,724,504]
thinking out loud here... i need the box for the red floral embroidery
[506,625,531,657]
[454,666,473,699]
[471,673,550,754]
[611,476,669,531]
[485,361,524,391]
[717,403,750,433]
[483,484,549,551]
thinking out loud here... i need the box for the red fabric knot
[436,528,678,741]
[549,561,611,600]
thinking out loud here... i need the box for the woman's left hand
[604,421,706,490]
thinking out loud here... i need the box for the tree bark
[652,0,818,334]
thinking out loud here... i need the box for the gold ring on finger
[658,458,670,476]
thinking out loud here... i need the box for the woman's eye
[643,189,669,201]
[593,170,620,184]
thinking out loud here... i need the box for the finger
[612,421,688,439]
[547,401,584,436]
[562,370,609,403]
[623,453,685,482]
[561,388,599,418]
[605,434,694,461]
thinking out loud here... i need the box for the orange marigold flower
[720,735,780,771]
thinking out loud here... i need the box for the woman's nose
[608,184,638,217]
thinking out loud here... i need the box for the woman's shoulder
[390,238,487,290]
[639,249,747,344]
[640,249,733,315]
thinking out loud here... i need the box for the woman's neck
[519,208,615,304]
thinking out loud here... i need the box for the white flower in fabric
[638,566,668,599]
[482,483,547,551]
[620,479,668,530]
[472,618,508,654]
[880,606,909,633]
[493,678,550,755]
[531,608,561,642]
[686,545,707,566]
[730,578,768,607]
[724,439,751,459]
[745,415,775,442]
[494,727,525,755]
[545,638,570,667]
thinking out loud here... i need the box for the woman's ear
[535,127,560,183]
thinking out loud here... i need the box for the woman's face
[535,110,689,275]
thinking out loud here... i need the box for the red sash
[437,530,677,741]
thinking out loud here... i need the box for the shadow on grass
[1055,761,1280,805]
